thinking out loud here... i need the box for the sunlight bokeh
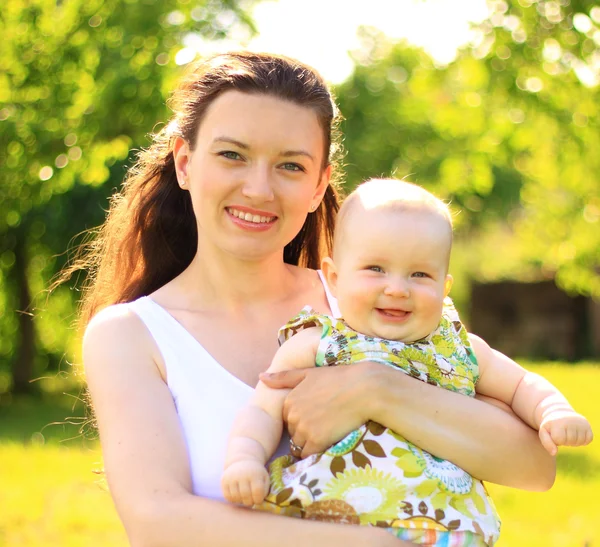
[178,0,490,82]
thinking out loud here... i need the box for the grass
[486,363,600,546]
[0,363,598,546]
[0,387,128,546]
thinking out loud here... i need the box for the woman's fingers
[301,439,321,459]
[289,431,307,454]
[264,364,381,455]
[259,369,307,389]
[281,365,372,453]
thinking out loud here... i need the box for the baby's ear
[444,274,453,297]
[320,257,338,297]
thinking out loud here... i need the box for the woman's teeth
[228,208,275,224]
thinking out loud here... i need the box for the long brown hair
[66,52,343,325]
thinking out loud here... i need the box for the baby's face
[326,207,452,342]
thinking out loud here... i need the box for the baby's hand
[221,460,270,507]
[539,410,593,455]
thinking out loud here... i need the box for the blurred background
[1,0,599,545]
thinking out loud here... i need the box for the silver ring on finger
[289,438,303,459]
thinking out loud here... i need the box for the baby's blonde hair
[334,178,453,260]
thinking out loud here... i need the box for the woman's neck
[172,247,301,313]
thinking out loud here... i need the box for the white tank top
[124,271,340,500]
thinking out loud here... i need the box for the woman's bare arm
[368,363,556,490]
[84,308,407,547]
[260,363,556,491]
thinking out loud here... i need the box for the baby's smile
[376,308,411,320]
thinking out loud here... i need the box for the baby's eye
[412,271,430,278]
[281,162,304,172]
[219,151,242,160]
[367,265,384,273]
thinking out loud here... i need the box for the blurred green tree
[476,0,600,298]
[0,0,255,393]
[336,0,599,307]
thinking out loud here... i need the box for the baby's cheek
[425,300,444,325]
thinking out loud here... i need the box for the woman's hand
[260,363,380,458]
[262,362,556,490]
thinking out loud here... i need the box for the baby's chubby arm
[470,333,593,456]
[222,327,322,506]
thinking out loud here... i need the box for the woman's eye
[281,162,304,172]
[367,266,384,273]
[219,151,242,160]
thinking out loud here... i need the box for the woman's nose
[241,164,274,201]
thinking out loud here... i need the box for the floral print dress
[254,299,501,547]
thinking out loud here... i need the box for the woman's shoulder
[85,301,146,339]
[288,266,340,317]
[83,300,164,377]
[288,265,320,284]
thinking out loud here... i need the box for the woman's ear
[320,256,338,297]
[311,164,331,209]
[173,136,191,190]
[444,274,453,297]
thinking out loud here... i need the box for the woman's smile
[226,206,278,231]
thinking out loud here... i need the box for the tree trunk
[12,234,35,394]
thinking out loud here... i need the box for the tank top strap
[317,269,341,318]
[126,296,170,339]
[125,296,205,391]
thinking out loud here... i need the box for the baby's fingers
[566,424,585,446]
[251,475,270,505]
[221,474,235,503]
[539,427,557,456]
[226,481,242,504]
[562,421,593,446]
[238,480,255,507]
[576,425,594,446]
[221,482,233,503]
[548,424,568,446]
[586,427,594,445]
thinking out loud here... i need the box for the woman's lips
[226,207,277,231]
[226,206,277,224]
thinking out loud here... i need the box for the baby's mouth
[377,308,410,318]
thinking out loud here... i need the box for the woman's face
[174,90,330,262]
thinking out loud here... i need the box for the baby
[222,179,593,546]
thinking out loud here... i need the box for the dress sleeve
[435,297,479,380]
[277,307,331,345]
[277,307,343,368]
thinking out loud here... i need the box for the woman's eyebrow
[280,150,315,162]
[213,136,249,149]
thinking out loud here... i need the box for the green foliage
[336,1,600,299]
[0,0,255,391]
[3,0,600,391]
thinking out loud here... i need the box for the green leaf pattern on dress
[256,298,500,545]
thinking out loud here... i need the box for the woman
[80,52,554,546]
